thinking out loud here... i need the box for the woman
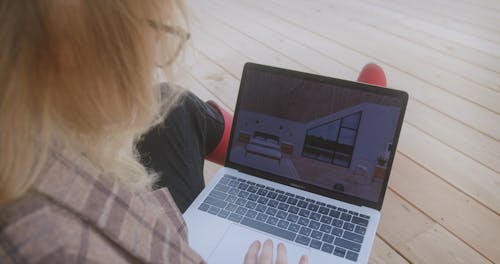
[0,1,384,263]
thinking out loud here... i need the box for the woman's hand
[243,239,308,264]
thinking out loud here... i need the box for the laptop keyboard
[197,175,370,262]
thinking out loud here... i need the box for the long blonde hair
[0,0,187,203]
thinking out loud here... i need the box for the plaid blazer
[0,149,206,263]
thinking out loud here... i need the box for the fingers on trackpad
[208,224,310,264]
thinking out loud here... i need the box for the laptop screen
[227,63,407,209]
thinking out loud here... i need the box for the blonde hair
[0,0,187,203]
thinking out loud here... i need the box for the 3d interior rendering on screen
[229,70,402,202]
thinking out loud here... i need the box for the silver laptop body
[184,63,408,264]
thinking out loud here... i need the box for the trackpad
[208,224,310,264]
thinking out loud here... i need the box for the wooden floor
[177,0,500,263]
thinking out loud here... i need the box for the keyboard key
[311,230,323,240]
[343,222,355,232]
[307,203,319,212]
[351,216,369,227]
[286,197,298,205]
[278,203,289,211]
[359,214,370,219]
[266,192,278,199]
[256,204,267,213]
[208,206,220,215]
[277,220,289,229]
[245,210,258,219]
[348,210,357,215]
[275,189,284,194]
[266,207,277,216]
[248,194,259,201]
[288,223,300,233]
[198,203,209,211]
[329,210,341,218]
[322,234,335,244]
[267,200,279,208]
[318,206,329,215]
[308,220,320,230]
[321,243,334,254]
[237,191,249,199]
[225,203,238,212]
[354,226,366,235]
[256,213,268,222]
[247,186,258,193]
[334,237,361,252]
[266,216,279,226]
[256,184,265,188]
[228,213,243,222]
[299,209,310,217]
[310,239,322,250]
[218,209,230,218]
[236,206,247,215]
[288,206,299,214]
[316,201,326,206]
[320,224,332,234]
[298,217,310,226]
[220,177,231,184]
[228,180,239,187]
[333,219,343,228]
[286,214,299,223]
[236,198,247,206]
[346,251,359,262]
[310,212,321,221]
[247,181,255,185]
[204,197,227,209]
[338,208,348,213]
[277,194,288,202]
[295,195,305,200]
[238,183,249,190]
[285,192,295,197]
[257,189,268,196]
[276,210,288,219]
[305,198,314,203]
[340,213,352,222]
[299,226,312,236]
[265,186,275,191]
[295,235,311,246]
[214,184,230,193]
[326,204,337,209]
[228,188,239,195]
[245,201,257,210]
[241,217,296,241]
[333,246,346,258]
[297,200,308,208]
[343,231,364,243]
[236,178,246,182]
[331,227,343,237]
[225,195,237,203]
[320,215,332,225]
[257,197,269,204]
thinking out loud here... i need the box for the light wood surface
[177,0,500,263]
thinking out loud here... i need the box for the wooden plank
[370,236,410,264]
[316,0,500,89]
[382,0,500,34]
[398,122,500,213]
[379,191,492,264]
[364,0,500,52]
[391,153,500,262]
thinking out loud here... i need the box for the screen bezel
[224,62,408,211]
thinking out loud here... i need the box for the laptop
[183,63,408,263]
